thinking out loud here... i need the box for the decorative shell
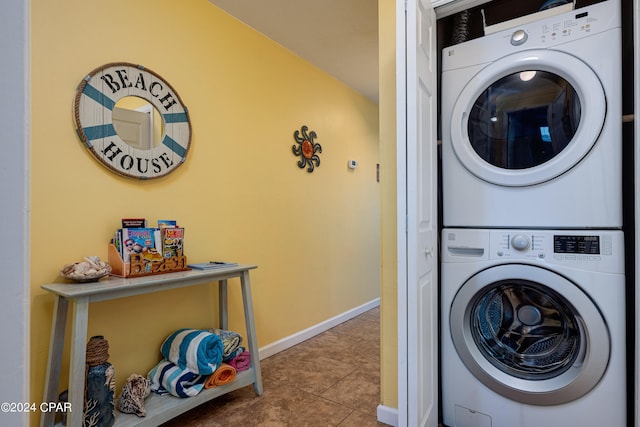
[118,374,151,417]
[60,256,112,282]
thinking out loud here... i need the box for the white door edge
[634,0,640,424]
[396,0,409,424]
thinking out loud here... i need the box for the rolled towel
[228,351,251,372]
[208,328,243,361]
[223,346,245,363]
[160,329,223,375]
[148,360,206,398]
[204,363,237,389]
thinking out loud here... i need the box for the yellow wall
[30,0,380,422]
[379,0,399,409]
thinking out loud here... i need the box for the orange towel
[204,363,236,389]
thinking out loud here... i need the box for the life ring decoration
[73,62,192,179]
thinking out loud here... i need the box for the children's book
[158,219,178,228]
[122,228,161,262]
[162,227,184,258]
[111,229,122,256]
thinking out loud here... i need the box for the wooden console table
[40,265,262,427]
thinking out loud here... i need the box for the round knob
[511,234,530,251]
[511,29,528,46]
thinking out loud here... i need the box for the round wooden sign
[74,62,191,179]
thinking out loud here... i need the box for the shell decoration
[60,256,112,282]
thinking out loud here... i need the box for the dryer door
[450,50,606,186]
[450,263,610,405]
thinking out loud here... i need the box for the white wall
[0,0,29,425]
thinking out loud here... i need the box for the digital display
[554,235,600,254]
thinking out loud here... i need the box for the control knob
[511,29,528,46]
[511,234,530,251]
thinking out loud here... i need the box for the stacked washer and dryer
[440,1,626,426]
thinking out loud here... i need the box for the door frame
[400,1,640,426]
[634,0,639,424]
[396,0,410,421]
[397,0,438,426]
[396,1,505,426]
[0,1,30,426]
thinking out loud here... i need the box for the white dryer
[440,228,626,427]
[441,0,622,229]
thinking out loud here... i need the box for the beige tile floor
[161,307,388,426]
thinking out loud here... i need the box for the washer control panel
[488,229,622,272]
[441,228,624,274]
[491,231,613,260]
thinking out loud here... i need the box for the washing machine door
[450,264,610,405]
[450,50,606,186]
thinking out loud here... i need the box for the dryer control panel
[441,0,620,72]
[505,6,604,48]
[497,0,620,49]
[442,228,624,274]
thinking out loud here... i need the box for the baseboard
[258,298,380,360]
[377,404,399,426]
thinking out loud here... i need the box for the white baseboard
[377,404,399,426]
[258,298,380,360]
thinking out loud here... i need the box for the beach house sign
[73,62,192,179]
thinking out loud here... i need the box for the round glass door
[450,264,610,405]
[468,71,580,170]
[471,280,581,381]
[450,50,606,187]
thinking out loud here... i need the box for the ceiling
[208,0,379,103]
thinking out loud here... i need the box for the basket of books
[109,218,189,278]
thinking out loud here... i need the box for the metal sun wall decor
[292,125,322,173]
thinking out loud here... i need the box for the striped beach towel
[148,360,206,398]
[160,329,224,375]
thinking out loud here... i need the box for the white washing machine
[441,228,626,427]
[441,0,622,229]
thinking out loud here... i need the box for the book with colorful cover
[111,229,122,256]
[121,218,147,228]
[122,227,161,262]
[158,219,178,228]
[162,227,184,258]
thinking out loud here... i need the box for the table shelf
[40,265,262,427]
